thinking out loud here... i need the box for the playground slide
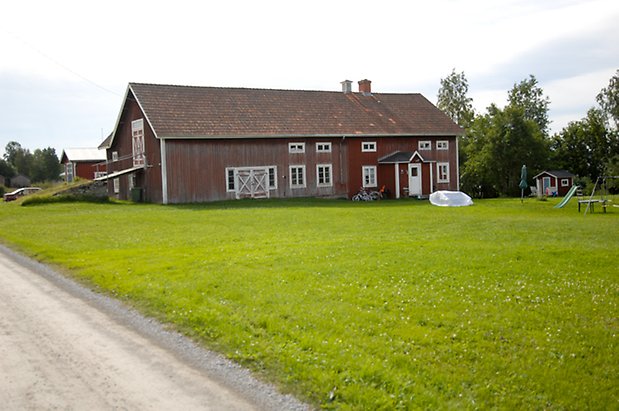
[554,185,579,208]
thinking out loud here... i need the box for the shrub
[21,193,111,206]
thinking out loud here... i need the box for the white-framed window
[419,141,431,150]
[561,178,570,187]
[226,168,235,192]
[316,142,332,153]
[362,142,377,152]
[289,165,306,188]
[437,140,449,150]
[66,163,74,182]
[438,162,450,183]
[113,178,120,194]
[268,166,278,189]
[289,142,305,153]
[316,164,333,187]
[362,166,377,187]
[112,151,119,161]
[94,171,107,179]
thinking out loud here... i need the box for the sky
[1,0,618,158]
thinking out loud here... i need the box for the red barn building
[98,80,463,204]
[60,148,107,182]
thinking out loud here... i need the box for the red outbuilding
[98,80,463,203]
[60,148,107,182]
[534,170,576,197]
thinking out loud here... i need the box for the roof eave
[157,132,463,140]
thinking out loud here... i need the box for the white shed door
[235,168,270,199]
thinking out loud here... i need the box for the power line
[4,30,122,97]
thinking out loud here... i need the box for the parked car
[3,187,42,202]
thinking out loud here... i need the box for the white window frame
[362,141,377,152]
[316,142,332,153]
[288,142,305,153]
[94,171,107,179]
[66,162,74,182]
[225,167,236,192]
[419,141,431,150]
[289,165,306,188]
[437,140,449,150]
[362,166,377,188]
[437,162,450,183]
[316,164,333,187]
[561,178,569,187]
[268,166,278,189]
[112,151,119,161]
[113,178,120,194]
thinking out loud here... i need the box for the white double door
[235,167,270,199]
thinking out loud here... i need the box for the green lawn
[1,197,617,409]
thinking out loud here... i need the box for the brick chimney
[341,80,352,94]
[358,79,372,95]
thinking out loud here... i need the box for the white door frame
[408,163,422,196]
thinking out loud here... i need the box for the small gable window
[316,142,332,153]
[362,142,377,152]
[289,143,305,153]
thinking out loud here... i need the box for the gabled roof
[98,133,113,150]
[110,82,463,143]
[378,150,428,164]
[533,170,575,179]
[61,148,107,163]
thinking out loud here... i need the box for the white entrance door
[235,168,270,199]
[408,163,422,196]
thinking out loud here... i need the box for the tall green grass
[0,198,617,409]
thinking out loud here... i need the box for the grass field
[1,196,617,409]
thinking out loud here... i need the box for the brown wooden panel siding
[164,138,348,203]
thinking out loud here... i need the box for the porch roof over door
[378,150,428,164]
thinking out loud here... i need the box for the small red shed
[534,170,575,197]
[60,148,107,182]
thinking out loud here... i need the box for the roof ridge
[128,82,423,96]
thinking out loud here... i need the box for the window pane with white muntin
[362,166,377,187]
[289,142,305,153]
[316,142,332,153]
[317,164,333,187]
[362,142,376,152]
[438,162,450,183]
[289,165,306,188]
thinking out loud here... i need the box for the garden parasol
[519,165,528,203]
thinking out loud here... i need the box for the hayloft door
[131,119,145,167]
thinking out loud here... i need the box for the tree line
[0,141,62,186]
[437,69,619,197]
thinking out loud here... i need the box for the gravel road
[0,244,309,410]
